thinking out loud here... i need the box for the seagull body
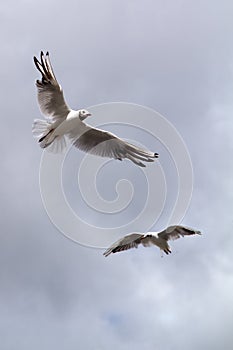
[103,225,201,257]
[32,52,158,166]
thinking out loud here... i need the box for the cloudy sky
[1,0,233,349]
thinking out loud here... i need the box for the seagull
[103,225,201,257]
[32,51,158,167]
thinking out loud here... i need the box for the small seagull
[103,225,201,257]
[32,51,158,167]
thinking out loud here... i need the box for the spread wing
[103,233,144,257]
[158,225,201,241]
[34,51,70,121]
[68,126,158,167]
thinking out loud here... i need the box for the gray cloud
[0,0,233,349]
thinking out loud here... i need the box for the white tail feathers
[46,136,67,153]
[32,119,52,139]
[32,119,67,153]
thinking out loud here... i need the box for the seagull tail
[32,119,52,139]
[43,135,67,153]
[32,119,67,153]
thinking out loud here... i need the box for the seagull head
[78,109,92,121]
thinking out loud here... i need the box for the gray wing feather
[158,225,201,241]
[68,126,158,167]
[34,51,70,120]
[103,233,144,257]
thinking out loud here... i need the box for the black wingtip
[46,51,49,56]
[103,251,110,257]
[40,51,45,61]
[154,153,159,158]
[33,56,42,72]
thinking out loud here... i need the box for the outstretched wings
[103,225,201,257]
[68,126,159,167]
[103,233,144,257]
[34,51,70,121]
[158,225,201,241]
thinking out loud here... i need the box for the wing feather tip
[103,250,112,257]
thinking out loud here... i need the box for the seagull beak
[80,113,92,121]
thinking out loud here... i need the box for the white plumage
[103,225,201,257]
[32,51,158,167]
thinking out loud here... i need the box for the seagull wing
[103,233,144,257]
[68,126,158,167]
[158,225,201,241]
[34,51,70,121]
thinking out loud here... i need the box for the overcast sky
[1,0,233,349]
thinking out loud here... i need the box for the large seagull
[32,51,158,167]
[103,225,201,257]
